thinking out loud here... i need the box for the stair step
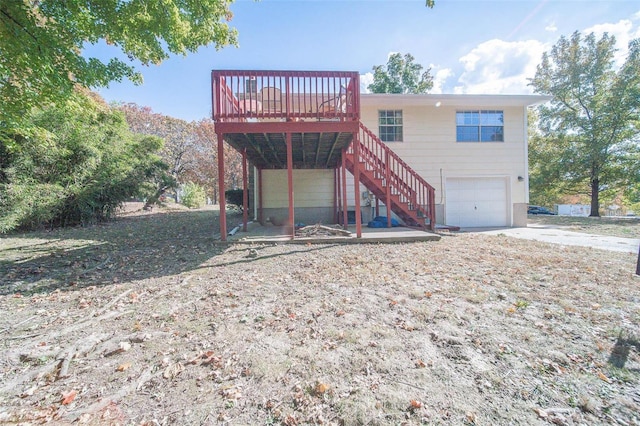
[344,126,435,231]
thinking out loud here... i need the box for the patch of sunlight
[0,238,107,263]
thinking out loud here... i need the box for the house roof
[361,93,552,108]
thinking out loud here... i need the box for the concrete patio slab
[220,221,441,244]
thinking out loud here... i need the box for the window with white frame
[456,110,504,142]
[378,110,403,142]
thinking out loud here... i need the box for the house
[211,70,549,241]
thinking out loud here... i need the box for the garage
[445,177,509,227]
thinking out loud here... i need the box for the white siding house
[252,93,548,229]
[359,94,548,227]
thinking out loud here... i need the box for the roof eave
[360,93,552,107]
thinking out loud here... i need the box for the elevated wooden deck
[211,70,360,169]
[211,70,435,241]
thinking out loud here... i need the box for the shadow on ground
[609,333,640,372]
[0,208,238,296]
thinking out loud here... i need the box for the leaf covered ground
[1,205,639,425]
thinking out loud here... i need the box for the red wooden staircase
[344,122,436,231]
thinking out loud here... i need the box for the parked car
[528,205,557,215]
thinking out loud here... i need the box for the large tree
[368,53,434,94]
[0,0,237,132]
[118,104,242,206]
[0,89,167,231]
[529,31,640,216]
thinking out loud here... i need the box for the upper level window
[456,110,504,142]
[379,110,403,142]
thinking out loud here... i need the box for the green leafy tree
[0,89,168,232]
[181,182,207,209]
[368,53,434,94]
[529,31,640,216]
[528,109,565,207]
[0,0,237,132]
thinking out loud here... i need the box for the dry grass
[0,206,638,425]
[528,214,640,238]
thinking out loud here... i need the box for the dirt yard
[1,205,638,425]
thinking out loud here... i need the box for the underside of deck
[224,131,352,169]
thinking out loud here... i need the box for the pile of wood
[295,224,351,238]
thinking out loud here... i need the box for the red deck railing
[211,70,360,122]
[349,123,436,229]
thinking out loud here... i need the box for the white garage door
[446,177,508,227]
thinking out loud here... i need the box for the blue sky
[83,0,640,122]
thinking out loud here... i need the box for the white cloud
[453,39,547,94]
[360,72,373,93]
[545,22,557,33]
[430,66,454,94]
[584,18,640,66]
[447,10,640,95]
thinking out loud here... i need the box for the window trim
[456,110,504,143]
[378,110,403,142]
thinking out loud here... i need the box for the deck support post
[242,148,248,232]
[341,150,348,229]
[333,167,339,224]
[375,197,380,218]
[258,168,263,225]
[217,132,227,241]
[352,133,362,238]
[385,150,392,228]
[286,132,295,240]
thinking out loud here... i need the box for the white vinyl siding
[360,99,529,226]
[262,169,334,208]
[360,103,527,206]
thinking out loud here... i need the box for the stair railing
[349,122,436,229]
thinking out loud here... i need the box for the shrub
[181,182,206,208]
[0,91,168,232]
[225,189,244,207]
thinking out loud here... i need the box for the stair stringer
[343,122,436,231]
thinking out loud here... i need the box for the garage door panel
[446,178,508,227]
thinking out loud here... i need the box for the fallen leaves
[2,207,638,426]
[314,382,329,396]
[408,399,423,411]
[105,341,131,357]
[163,362,184,379]
[60,390,77,405]
[116,362,132,372]
[533,407,548,419]
[220,386,243,400]
[596,370,611,383]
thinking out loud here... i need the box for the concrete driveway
[467,224,640,254]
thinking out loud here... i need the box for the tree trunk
[636,244,640,276]
[143,185,170,210]
[589,178,600,217]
